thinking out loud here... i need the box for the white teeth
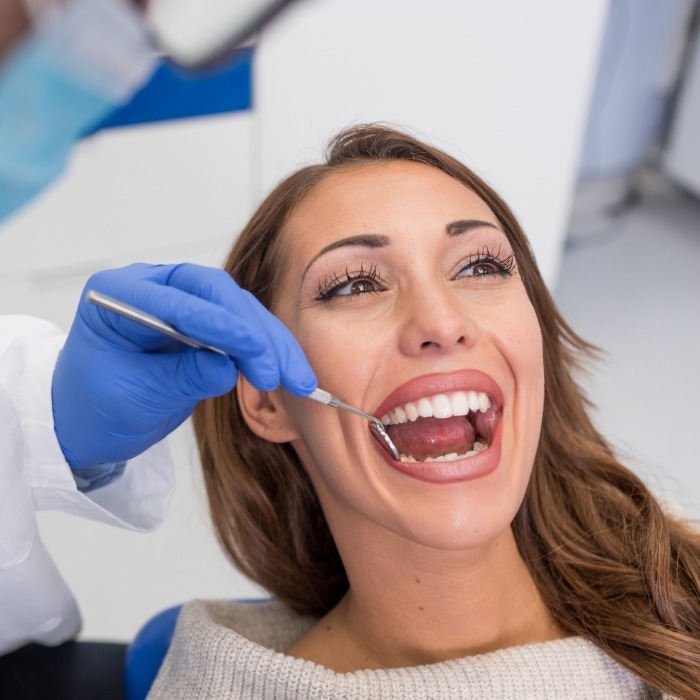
[399,441,488,464]
[473,439,488,453]
[451,391,470,416]
[417,397,433,418]
[431,393,452,419]
[382,391,493,426]
[405,402,420,422]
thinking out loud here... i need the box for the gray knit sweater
[148,600,671,699]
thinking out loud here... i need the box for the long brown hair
[193,124,700,698]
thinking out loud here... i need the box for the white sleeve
[0,315,174,653]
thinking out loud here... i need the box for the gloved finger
[160,347,239,401]
[166,264,317,395]
[241,294,318,397]
[84,267,268,359]
[64,349,237,465]
[161,264,285,352]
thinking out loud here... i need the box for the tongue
[386,416,476,461]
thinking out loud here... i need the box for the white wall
[0,0,608,642]
[255,0,610,285]
[665,20,700,196]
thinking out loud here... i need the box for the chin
[383,494,525,554]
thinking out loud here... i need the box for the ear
[236,376,300,444]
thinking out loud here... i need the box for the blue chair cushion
[125,598,273,699]
[124,604,182,700]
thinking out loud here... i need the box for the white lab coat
[0,315,173,654]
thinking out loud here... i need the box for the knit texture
[148,600,668,699]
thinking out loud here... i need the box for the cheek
[494,295,545,449]
[514,307,545,468]
[283,307,388,397]
[502,296,544,388]
[280,392,380,523]
[520,321,545,398]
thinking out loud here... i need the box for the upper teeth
[381,391,492,426]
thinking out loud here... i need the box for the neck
[288,526,564,671]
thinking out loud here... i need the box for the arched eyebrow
[301,234,390,284]
[446,219,501,236]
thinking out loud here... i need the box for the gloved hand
[52,262,317,468]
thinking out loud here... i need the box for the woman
[150,125,700,699]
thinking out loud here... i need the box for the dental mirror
[306,389,400,461]
[86,290,399,460]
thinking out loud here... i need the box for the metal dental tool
[306,388,400,461]
[86,290,229,356]
[86,290,400,461]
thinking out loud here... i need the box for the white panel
[255,0,610,286]
[0,112,254,290]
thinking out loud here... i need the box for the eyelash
[457,246,517,279]
[316,263,382,302]
[314,247,517,302]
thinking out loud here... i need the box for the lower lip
[373,418,503,484]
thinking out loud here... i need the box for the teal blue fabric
[0,30,119,220]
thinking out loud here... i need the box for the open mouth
[380,391,499,463]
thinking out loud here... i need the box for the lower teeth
[399,440,488,463]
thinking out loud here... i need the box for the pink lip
[371,371,504,485]
[373,370,504,418]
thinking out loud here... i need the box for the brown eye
[334,277,381,297]
[457,254,515,280]
[316,264,384,302]
[461,261,498,277]
[347,280,377,294]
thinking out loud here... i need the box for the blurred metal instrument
[147,0,299,68]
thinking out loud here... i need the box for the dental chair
[124,604,183,700]
[124,598,270,700]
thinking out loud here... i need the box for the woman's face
[270,161,544,552]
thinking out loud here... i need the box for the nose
[397,281,478,356]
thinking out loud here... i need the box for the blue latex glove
[52,263,317,468]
